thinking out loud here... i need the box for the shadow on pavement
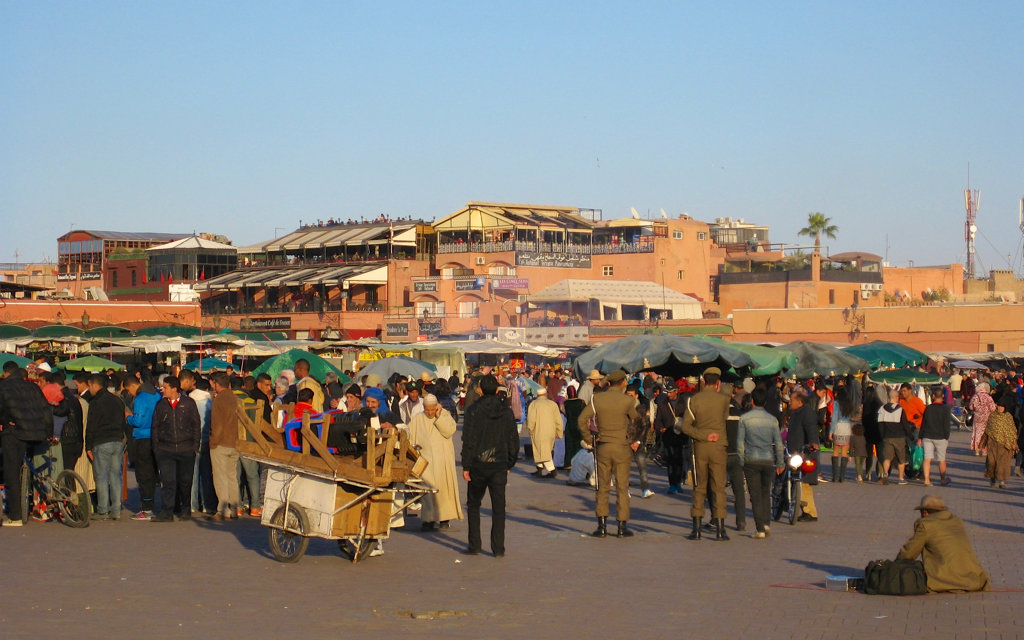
[963,519,1024,534]
[785,558,863,576]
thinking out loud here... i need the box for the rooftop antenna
[964,164,980,279]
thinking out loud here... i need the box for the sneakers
[752,531,766,539]
[249,507,263,518]
[132,511,153,521]
[641,489,655,499]
[369,541,384,557]
[898,479,908,485]
[763,525,771,536]
[940,476,951,486]
[237,507,245,517]
[797,513,818,522]
[90,512,111,521]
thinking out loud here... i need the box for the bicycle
[14,440,91,527]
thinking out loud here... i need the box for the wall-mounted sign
[455,278,485,291]
[516,252,591,269]
[419,320,442,338]
[240,316,291,330]
[413,281,437,293]
[385,322,410,337]
[493,278,529,290]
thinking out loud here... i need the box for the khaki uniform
[578,388,638,521]
[898,510,989,592]
[681,387,730,519]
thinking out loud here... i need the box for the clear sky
[3,2,1022,272]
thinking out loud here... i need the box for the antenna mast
[964,166,980,279]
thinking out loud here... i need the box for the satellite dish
[660,208,668,219]
[969,224,978,233]
[630,207,640,220]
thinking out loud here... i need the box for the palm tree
[798,212,838,252]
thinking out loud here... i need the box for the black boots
[686,517,702,540]
[616,521,633,538]
[592,516,607,538]
[714,518,730,541]
[831,456,839,482]
[838,458,848,483]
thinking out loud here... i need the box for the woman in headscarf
[969,382,996,456]
[982,397,1019,489]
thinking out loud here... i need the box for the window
[697,232,707,241]
[131,270,137,286]
[111,271,118,287]
[602,265,614,277]
[458,300,480,316]
[677,270,683,280]
[659,258,665,266]
[673,230,683,239]
[828,289,835,305]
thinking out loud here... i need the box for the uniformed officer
[681,366,731,541]
[578,369,639,538]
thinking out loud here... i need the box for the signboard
[81,272,102,281]
[240,316,291,330]
[455,277,486,291]
[57,273,77,282]
[419,320,442,339]
[493,278,529,290]
[413,281,438,293]
[385,322,410,337]
[509,358,525,371]
[516,252,591,269]
[359,350,412,361]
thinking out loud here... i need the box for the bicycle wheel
[268,504,310,563]
[54,470,91,528]
[19,463,32,524]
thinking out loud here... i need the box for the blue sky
[3,2,1022,272]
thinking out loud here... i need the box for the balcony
[200,300,382,315]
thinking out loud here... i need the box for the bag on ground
[862,558,927,595]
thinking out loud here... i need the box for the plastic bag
[911,444,924,471]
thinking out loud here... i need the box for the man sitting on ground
[897,495,989,593]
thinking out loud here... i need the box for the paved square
[1,430,1020,639]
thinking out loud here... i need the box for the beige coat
[526,396,563,464]
[898,510,990,592]
[407,409,463,523]
[296,376,324,413]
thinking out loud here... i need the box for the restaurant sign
[240,316,291,330]
[493,278,529,290]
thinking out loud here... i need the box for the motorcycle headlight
[788,453,803,470]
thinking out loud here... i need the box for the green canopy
[252,348,350,383]
[573,334,754,378]
[867,369,942,385]
[33,325,85,338]
[134,325,205,338]
[84,326,134,338]
[845,340,929,369]
[56,355,125,372]
[695,337,798,376]
[222,331,289,342]
[779,341,870,379]
[0,324,32,339]
[184,357,235,373]
[0,353,32,368]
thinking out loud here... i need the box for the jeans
[92,441,124,517]
[127,437,157,511]
[663,432,686,486]
[633,443,650,492]
[743,461,775,533]
[156,450,196,518]
[728,453,746,527]
[466,463,508,555]
[237,456,263,509]
[191,445,217,513]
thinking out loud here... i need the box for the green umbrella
[845,340,929,369]
[0,324,32,339]
[0,353,32,368]
[867,369,942,385]
[184,357,235,373]
[779,341,869,379]
[252,348,350,383]
[56,355,125,372]
[694,337,798,376]
[573,334,753,378]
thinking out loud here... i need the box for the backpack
[862,559,928,595]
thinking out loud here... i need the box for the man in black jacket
[0,363,52,525]
[461,374,518,557]
[151,376,201,522]
[51,372,84,473]
[85,374,127,521]
[786,388,820,522]
[918,387,952,487]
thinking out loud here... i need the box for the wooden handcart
[235,402,435,563]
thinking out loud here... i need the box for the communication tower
[964,173,980,278]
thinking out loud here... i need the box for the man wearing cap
[787,388,821,521]
[526,387,563,479]
[680,367,731,541]
[578,369,639,538]
[399,380,425,425]
[897,495,989,592]
[408,394,463,531]
[578,369,604,406]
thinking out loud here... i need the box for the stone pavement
[1,429,1021,640]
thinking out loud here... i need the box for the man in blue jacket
[124,377,160,520]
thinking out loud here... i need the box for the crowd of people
[1,357,1013,589]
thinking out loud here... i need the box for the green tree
[798,212,838,251]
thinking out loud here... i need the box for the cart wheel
[268,504,310,563]
[54,470,91,528]
[337,538,375,561]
